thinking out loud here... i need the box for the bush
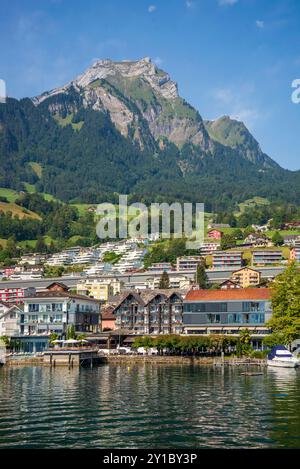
[250,349,269,359]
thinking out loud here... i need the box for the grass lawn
[0,201,41,220]
[18,239,37,248]
[23,183,36,193]
[236,196,270,217]
[0,188,20,203]
[71,204,96,216]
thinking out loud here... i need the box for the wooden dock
[43,349,104,367]
[213,357,267,367]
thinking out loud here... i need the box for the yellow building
[231,267,261,288]
[77,278,121,302]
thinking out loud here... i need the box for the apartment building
[147,275,193,290]
[183,288,272,341]
[0,302,22,337]
[231,267,261,288]
[147,262,174,272]
[113,289,187,335]
[176,256,204,271]
[199,242,220,256]
[0,287,36,304]
[290,245,300,263]
[252,250,282,266]
[77,277,122,301]
[212,251,243,269]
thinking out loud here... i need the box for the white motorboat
[267,346,299,368]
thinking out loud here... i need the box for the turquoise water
[0,364,299,448]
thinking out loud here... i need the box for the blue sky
[0,0,300,170]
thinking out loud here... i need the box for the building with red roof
[183,288,272,346]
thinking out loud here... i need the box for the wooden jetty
[43,348,104,367]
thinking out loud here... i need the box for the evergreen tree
[159,271,170,289]
[35,236,47,253]
[272,231,284,246]
[196,262,208,289]
[67,324,76,340]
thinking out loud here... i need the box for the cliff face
[32,57,212,151]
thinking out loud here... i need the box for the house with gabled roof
[112,289,187,335]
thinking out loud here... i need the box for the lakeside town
[1,216,300,360]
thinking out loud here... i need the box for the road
[0,266,285,290]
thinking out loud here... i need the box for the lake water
[0,364,300,449]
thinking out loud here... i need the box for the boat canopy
[268,345,292,360]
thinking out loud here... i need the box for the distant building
[16,291,101,352]
[212,251,243,269]
[208,223,230,229]
[0,287,36,304]
[101,306,116,332]
[0,302,22,337]
[290,245,300,263]
[244,233,270,247]
[252,250,282,266]
[77,278,122,301]
[46,282,69,292]
[183,288,272,345]
[147,275,193,290]
[231,267,261,288]
[147,262,174,272]
[284,222,300,230]
[176,256,203,271]
[199,242,220,256]
[252,224,269,233]
[207,229,223,240]
[19,254,45,266]
[219,280,241,290]
[284,235,300,246]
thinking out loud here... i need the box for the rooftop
[185,288,271,302]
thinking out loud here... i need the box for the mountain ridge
[0,57,299,211]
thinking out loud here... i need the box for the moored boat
[267,346,299,368]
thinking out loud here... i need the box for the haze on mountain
[0,57,299,212]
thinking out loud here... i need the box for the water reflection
[0,365,299,448]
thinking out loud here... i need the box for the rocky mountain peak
[33,57,178,106]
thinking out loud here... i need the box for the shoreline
[3,354,267,367]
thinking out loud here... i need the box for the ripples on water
[0,364,299,449]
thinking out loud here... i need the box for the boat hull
[267,359,299,368]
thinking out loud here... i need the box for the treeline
[0,193,99,264]
[143,238,197,268]
[132,331,268,358]
[215,203,300,229]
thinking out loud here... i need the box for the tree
[267,262,300,346]
[220,234,236,250]
[0,335,10,347]
[272,231,284,246]
[67,324,76,340]
[236,329,252,356]
[159,271,170,289]
[196,262,208,289]
[35,236,47,253]
[49,332,59,343]
[6,237,18,258]
[232,228,244,240]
